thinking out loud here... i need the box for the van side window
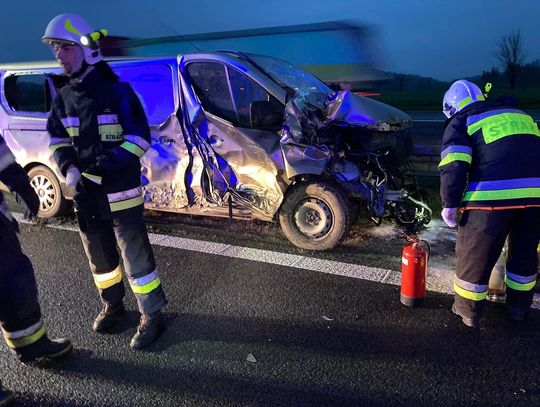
[115,63,175,126]
[187,62,282,129]
[4,74,50,113]
[187,62,237,123]
[227,67,282,127]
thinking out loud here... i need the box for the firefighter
[439,80,540,328]
[0,137,72,404]
[42,14,167,349]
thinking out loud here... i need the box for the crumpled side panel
[142,114,190,209]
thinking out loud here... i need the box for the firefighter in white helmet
[439,79,540,328]
[42,13,168,349]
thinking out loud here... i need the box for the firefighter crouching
[0,137,72,404]
[439,80,540,328]
[42,14,167,349]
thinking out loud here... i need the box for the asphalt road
[1,219,539,407]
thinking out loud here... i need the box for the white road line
[15,213,539,309]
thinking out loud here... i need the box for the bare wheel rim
[293,198,333,239]
[30,174,57,212]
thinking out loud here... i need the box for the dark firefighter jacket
[0,138,39,230]
[47,66,150,220]
[439,101,540,209]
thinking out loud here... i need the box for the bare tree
[495,30,525,89]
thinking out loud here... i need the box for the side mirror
[250,101,283,131]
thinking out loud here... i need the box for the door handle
[209,135,223,147]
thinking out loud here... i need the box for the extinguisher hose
[417,239,431,262]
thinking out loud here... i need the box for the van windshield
[246,53,331,98]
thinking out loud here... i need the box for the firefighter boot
[452,303,480,329]
[509,307,529,322]
[130,310,165,349]
[93,303,125,332]
[15,335,73,364]
[0,381,14,406]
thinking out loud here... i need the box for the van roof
[0,55,181,71]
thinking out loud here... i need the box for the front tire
[279,181,352,250]
[28,165,69,218]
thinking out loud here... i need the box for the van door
[112,61,189,210]
[182,60,286,219]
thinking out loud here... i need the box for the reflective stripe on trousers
[79,211,167,314]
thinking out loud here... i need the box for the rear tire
[279,181,352,251]
[28,165,70,218]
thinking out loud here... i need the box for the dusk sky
[2,0,539,81]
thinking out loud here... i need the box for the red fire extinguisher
[400,236,430,307]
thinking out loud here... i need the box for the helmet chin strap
[70,61,89,79]
[70,62,95,83]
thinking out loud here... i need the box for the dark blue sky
[3,0,539,81]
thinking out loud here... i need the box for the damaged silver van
[0,51,431,250]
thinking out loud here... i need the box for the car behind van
[0,51,431,250]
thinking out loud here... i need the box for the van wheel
[28,166,69,218]
[279,181,352,251]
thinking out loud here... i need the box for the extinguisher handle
[417,239,431,261]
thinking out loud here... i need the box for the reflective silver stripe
[50,137,72,147]
[61,117,79,128]
[506,271,537,284]
[454,277,488,292]
[97,114,119,125]
[1,318,43,339]
[0,201,13,221]
[0,143,16,172]
[124,135,150,152]
[129,270,159,287]
[107,186,143,203]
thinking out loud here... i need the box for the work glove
[441,207,458,228]
[65,165,81,195]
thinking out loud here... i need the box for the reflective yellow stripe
[65,127,79,137]
[99,124,123,141]
[64,18,83,36]
[467,112,539,143]
[82,172,103,185]
[454,282,487,301]
[438,152,472,167]
[505,276,536,291]
[463,188,540,202]
[94,266,122,289]
[130,277,161,294]
[109,195,144,212]
[50,142,72,152]
[3,325,46,349]
[120,141,146,158]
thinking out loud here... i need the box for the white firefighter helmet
[42,13,107,65]
[442,80,485,118]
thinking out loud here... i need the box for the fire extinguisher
[400,235,430,307]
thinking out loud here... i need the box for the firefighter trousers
[0,226,42,346]
[77,208,167,315]
[454,207,540,319]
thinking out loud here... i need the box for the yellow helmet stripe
[64,18,83,37]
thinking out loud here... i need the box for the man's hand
[441,207,458,228]
[65,165,81,195]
